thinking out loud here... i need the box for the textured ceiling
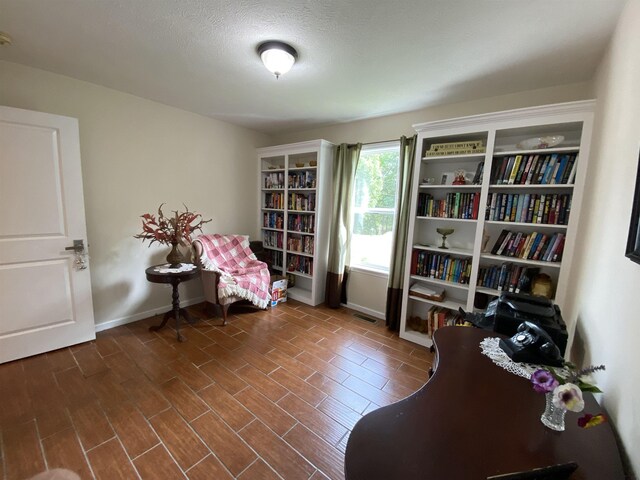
[0,0,626,134]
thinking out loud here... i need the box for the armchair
[193,234,271,325]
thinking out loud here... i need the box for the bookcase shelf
[408,295,466,310]
[416,217,477,223]
[489,184,574,191]
[258,140,334,306]
[484,221,568,230]
[421,153,486,162]
[413,244,473,257]
[419,184,482,190]
[399,101,595,347]
[410,275,470,290]
[479,253,562,268]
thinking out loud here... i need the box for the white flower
[552,383,585,412]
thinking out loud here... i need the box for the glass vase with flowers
[531,364,606,431]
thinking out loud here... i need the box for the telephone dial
[499,321,564,367]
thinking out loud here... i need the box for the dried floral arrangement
[134,203,211,247]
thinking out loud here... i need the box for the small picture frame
[441,174,448,185]
[625,146,640,265]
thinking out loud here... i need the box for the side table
[145,264,200,342]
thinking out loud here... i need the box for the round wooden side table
[145,264,200,342]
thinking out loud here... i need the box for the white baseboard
[342,301,385,320]
[94,296,205,333]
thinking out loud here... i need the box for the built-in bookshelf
[399,101,595,347]
[257,140,334,306]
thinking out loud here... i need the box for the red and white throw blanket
[196,234,270,309]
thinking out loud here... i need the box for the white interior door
[0,106,95,363]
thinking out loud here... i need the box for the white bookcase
[257,140,335,306]
[399,101,595,347]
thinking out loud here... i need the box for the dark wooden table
[145,264,200,342]
[345,327,625,480]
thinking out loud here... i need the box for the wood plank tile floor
[0,300,433,480]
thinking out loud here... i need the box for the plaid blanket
[195,234,270,309]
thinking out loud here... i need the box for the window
[350,142,400,272]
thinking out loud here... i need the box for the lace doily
[153,263,197,274]
[479,337,570,380]
[479,337,538,379]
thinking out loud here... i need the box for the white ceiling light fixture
[257,41,297,79]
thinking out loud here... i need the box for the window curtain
[385,135,417,330]
[326,143,362,308]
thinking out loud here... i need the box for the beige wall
[0,61,270,329]
[271,82,594,146]
[565,0,640,474]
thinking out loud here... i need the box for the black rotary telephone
[499,321,564,367]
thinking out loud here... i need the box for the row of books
[287,214,315,233]
[491,153,577,185]
[263,172,285,189]
[486,193,572,225]
[287,235,314,255]
[263,231,283,249]
[288,193,316,212]
[407,307,466,337]
[263,212,284,229]
[287,255,313,275]
[264,192,285,210]
[265,250,283,270]
[288,171,316,189]
[477,264,540,293]
[417,192,480,219]
[491,230,566,262]
[410,250,472,284]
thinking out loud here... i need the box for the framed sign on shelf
[625,146,640,265]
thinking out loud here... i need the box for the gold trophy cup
[436,228,454,249]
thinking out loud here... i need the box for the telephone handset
[499,321,564,367]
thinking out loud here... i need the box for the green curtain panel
[386,135,417,330]
[326,143,362,308]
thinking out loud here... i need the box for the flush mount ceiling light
[257,41,297,79]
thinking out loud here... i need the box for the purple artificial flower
[530,369,559,393]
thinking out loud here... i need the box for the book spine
[553,155,568,184]
[542,195,551,224]
[495,157,508,185]
[508,232,523,257]
[508,155,522,184]
[491,229,509,254]
[527,233,543,259]
[496,231,513,255]
[499,194,508,221]
[505,194,513,222]
[567,154,579,184]
[517,155,532,184]
[532,234,550,261]
[552,235,566,262]
[502,156,515,184]
[525,155,539,184]
[542,154,558,184]
[549,154,563,184]
[510,194,519,222]
[535,156,550,184]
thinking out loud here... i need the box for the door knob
[65,239,85,253]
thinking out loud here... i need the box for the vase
[541,391,566,431]
[166,242,186,267]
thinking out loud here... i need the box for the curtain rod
[362,138,400,146]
